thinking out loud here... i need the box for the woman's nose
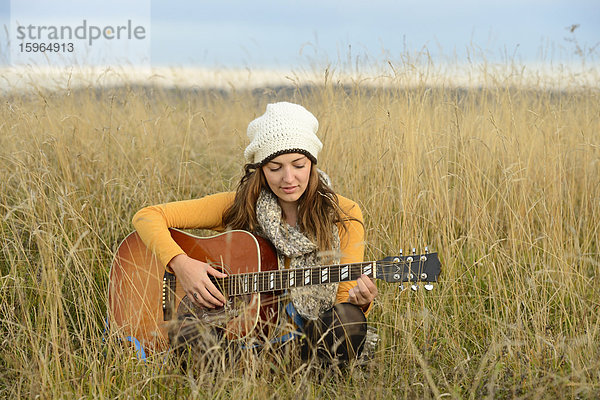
[282,167,294,182]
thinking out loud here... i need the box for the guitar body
[108,229,279,353]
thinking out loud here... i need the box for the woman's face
[262,153,312,207]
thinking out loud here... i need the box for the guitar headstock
[377,251,441,290]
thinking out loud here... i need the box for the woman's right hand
[169,253,228,308]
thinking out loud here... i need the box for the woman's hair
[222,162,351,252]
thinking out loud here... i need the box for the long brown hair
[222,162,352,252]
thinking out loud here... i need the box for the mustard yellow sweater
[132,192,371,314]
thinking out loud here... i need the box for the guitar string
[218,261,430,295]
[217,262,374,296]
[215,259,432,296]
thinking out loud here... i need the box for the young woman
[132,102,377,362]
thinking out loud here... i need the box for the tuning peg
[412,248,416,255]
[399,284,405,291]
[410,284,418,291]
[424,283,434,291]
[425,246,429,253]
[399,248,403,256]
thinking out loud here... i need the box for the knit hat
[244,102,322,165]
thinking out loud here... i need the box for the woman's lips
[281,186,297,194]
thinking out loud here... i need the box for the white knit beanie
[244,102,322,165]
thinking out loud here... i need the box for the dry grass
[0,64,599,399]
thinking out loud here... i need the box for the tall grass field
[0,63,599,398]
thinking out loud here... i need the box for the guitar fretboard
[215,262,377,296]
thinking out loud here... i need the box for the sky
[0,0,599,68]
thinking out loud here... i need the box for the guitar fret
[277,270,282,291]
[243,274,249,294]
[288,271,296,287]
[261,271,268,292]
[340,265,349,281]
[363,263,372,277]
[269,272,275,290]
[350,264,358,279]
[331,265,340,283]
[312,267,320,285]
[279,269,285,290]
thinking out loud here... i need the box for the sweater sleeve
[131,192,236,268]
[334,196,373,316]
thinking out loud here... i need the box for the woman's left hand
[347,274,378,307]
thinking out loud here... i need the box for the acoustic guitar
[108,229,441,353]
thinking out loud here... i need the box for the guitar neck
[218,261,377,296]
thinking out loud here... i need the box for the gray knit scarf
[255,170,340,320]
